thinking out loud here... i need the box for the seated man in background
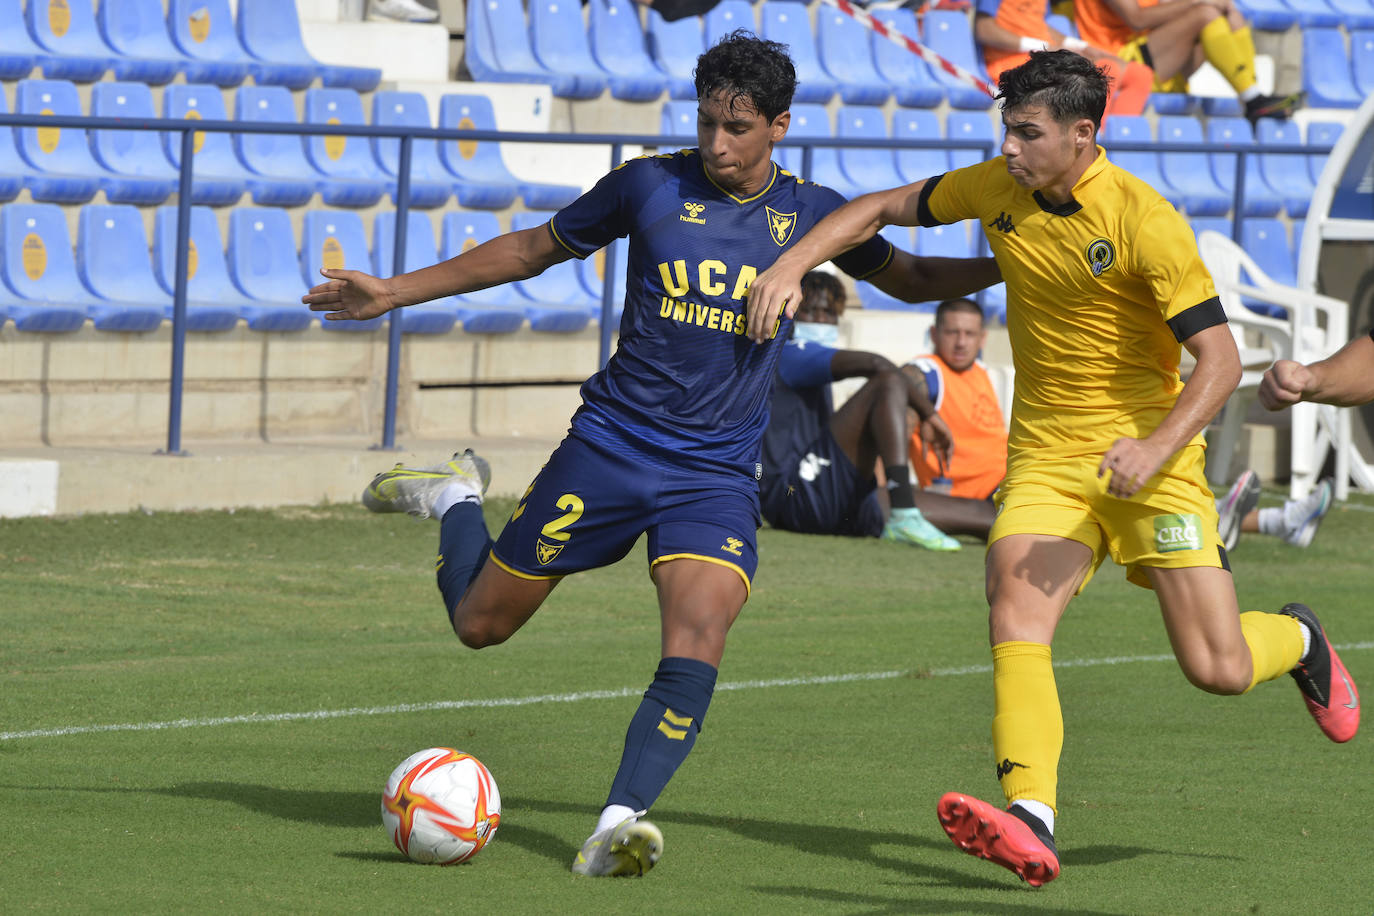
[904,298,1008,502]
[760,273,997,551]
[1070,0,1301,124]
[975,0,1152,118]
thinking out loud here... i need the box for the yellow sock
[1200,16,1256,94]
[1238,611,1304,692]
[991,641,1062,814]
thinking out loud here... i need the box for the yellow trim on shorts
[651,553,752,598]
[488,551,565,582]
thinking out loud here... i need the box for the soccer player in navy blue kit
[305,31,998,876]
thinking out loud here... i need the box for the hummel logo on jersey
[995,758,1029,780]
[680,201,706,225]
[988,212,1018,235]
[720,537,744,556]
[767,206,797,246]
[798,452,831,482]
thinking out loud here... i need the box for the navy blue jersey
[759,339,839,507]
[548,150,893,476]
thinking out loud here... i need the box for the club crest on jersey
[766,207,797,246]
[1085,238,1116,277]
[680,201,706,225]
[535,538,564,565]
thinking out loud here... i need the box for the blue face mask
[792,322,839,348]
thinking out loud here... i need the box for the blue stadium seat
[1239,218,1295,317]
[465,0,592,98]
[161,84,249,207]
[0,204,88,332]
[1148,92,1197,116]
[1352,29,1374,97]
[704,0,756,48]
[0,0,42,79]
[439,93,581,210]
[980,281,1008,325]
[528,0,609,100]
[300,210,385,332]
[152,205,278,329]
[760,1,837,104]
[0,88,31,203]
[97,0,184,86]
[946,110,998,171]
[14,79,104,204]
[917,221,974,259]
[1189,216,1233,243]
[302,88,390,208]
[1281,0,1341,28]
[856,224,918,310]
[372,211,461,334]
[923,10,994,110]
[238,85,385,208]
[645,10,703,101]
[576,238,627,326]
[225,208,315,332]
[893,108,949,184]
[836,106,903,197]
[438,212,531,334]
[165,0,252,86]
[1233,0,1298,30]
[1306,120,1344,185]
[816,5,891,105]
[1045,12,1076,36]
[89,82,179,206]
[25,0,113,83]
[784,104,863,198]
[1101,115,1184,212]
[509,211,598,332]
[1157,115,1229,216]
[235,0,326,90]
[1328,0,1374,28]
[1206,117,1281,217]
[871,9,944,109]
[661,100,697,142]
[369,91,455,210]
[586,0,668,102]
[1255,118,1313,217]
[78,204,235,332]
[1200,95,1242,119]
[1302,28,1362,108]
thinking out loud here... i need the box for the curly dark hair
[797,270,847,320]
[693,30,797,123]
[996,49,1110,129]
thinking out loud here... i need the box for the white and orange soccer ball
[381,747,501,865]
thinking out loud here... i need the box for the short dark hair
[694,30,797,123]
[996,49,1109,129]
[799,270,846,318]
[935,297,985,326]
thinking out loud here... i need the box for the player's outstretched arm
[303,226,570,322]
[1259,334,1374,410]
[868,250,1001,304]
[746,182,928,343]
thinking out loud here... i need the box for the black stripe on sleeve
[1166,296,1227,342]
[915,174,946,227]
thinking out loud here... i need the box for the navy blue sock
[604,656,718,812]
[436,501,492,626]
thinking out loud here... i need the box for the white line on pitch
[4,643,1371,742]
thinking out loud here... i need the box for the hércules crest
[766,206,797,246]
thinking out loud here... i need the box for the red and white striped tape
[819,0,997,99]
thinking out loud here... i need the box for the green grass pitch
[2,489,1372,913]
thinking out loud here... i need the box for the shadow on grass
[751,884,1134,915]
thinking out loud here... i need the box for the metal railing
[0,109,1325,455]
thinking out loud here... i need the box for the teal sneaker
[882,506,960,551]
[361,449,491,519]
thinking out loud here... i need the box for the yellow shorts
[1118,36,1189,93]
[989,444,1226,591]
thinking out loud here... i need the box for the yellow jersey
[916,148,1223,461]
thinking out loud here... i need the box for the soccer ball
[381,747,501,865]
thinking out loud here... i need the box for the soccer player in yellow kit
[745,50,1359,887]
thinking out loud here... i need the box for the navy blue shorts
[762,432,883,538]
[489,433,761,593]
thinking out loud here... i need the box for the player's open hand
[1258,359,1310,411]
[303,268,397,322]
[1098,437,1167,498]
[744,265,803,344]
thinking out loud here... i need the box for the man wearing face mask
[759,272,999,550]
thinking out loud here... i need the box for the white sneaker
[367,0,438,22]
[570,817,664,877]
[1281,479,1334,548]
[1216,469,1261,553]
[361,449,490,519]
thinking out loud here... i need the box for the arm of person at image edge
[973,1,1116,65]
[1258,330,1374,410]
[302,224,567,319]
